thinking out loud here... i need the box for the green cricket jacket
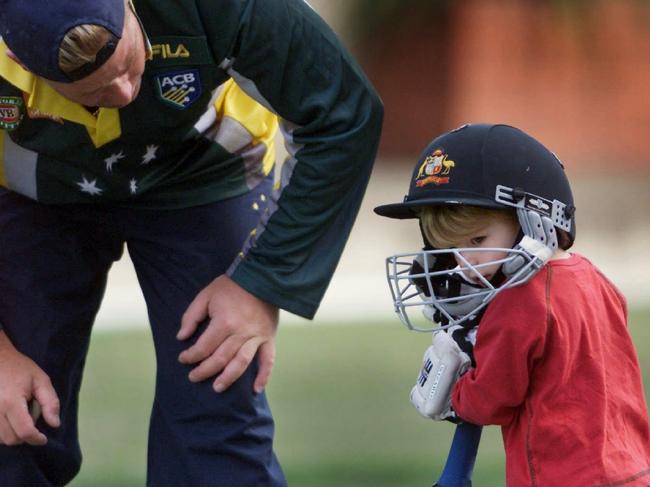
[0,0,384,318]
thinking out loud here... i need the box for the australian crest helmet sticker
[415,148,455,187]
[0,96,25,130]
[155,69,202,109]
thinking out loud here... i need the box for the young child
[375,123,650,486]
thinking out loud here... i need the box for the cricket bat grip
[434,422,483,487]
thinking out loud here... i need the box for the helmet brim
[374,197,504,219]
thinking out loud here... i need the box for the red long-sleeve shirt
[452,253,650,486]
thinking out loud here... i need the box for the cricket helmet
[375,123,576,243]
[375,123,576,332]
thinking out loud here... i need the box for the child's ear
[6,49,29,71]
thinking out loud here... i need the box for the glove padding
[410,331,471,421]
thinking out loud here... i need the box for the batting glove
[410,331,471,421]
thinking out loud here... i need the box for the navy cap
[0,0,125,82]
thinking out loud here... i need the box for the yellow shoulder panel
[215,79,279,175]
[0,41,121,148]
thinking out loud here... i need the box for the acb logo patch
[0,96,24,130]
[155,69,202,110]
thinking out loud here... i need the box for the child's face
[450,216,520,285]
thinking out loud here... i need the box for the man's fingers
[254,342,275,394]
[0,415,20,446]
[213,339,260,393]
[33,377,61,429]
[179,319,229,365]
[5,404,46,446]
[187,336,240,383]
[178,275,279,392]
[29,399,41,422]
[178,292,210,341]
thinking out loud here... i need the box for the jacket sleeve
[202,0,383,318]
[451,283,548,425]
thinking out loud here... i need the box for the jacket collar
[0,40,121,147]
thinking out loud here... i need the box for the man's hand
[177,275,279,394]
[0,332,60,446]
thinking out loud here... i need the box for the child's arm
[450,289,546,425]
[0,330,60,445]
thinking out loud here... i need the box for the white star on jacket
[77,177,103,196]
[129,178,138,195]
[141,145,159,165]
[104,151,125,172]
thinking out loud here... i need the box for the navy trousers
[0,178,286,486]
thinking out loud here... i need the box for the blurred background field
[72,309,650,487]
[73,0,650,485]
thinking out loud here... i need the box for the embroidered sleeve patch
[0,96,24,130]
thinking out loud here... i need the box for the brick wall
[359,0,650,173]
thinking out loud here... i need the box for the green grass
[70,308,650,486]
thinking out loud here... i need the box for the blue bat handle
[436,422,483,487]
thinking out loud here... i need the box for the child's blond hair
[418,205,518,249]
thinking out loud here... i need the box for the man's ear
[6,49,29,71]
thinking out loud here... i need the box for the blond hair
[418,205,518,249]
[58,24,115,75]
